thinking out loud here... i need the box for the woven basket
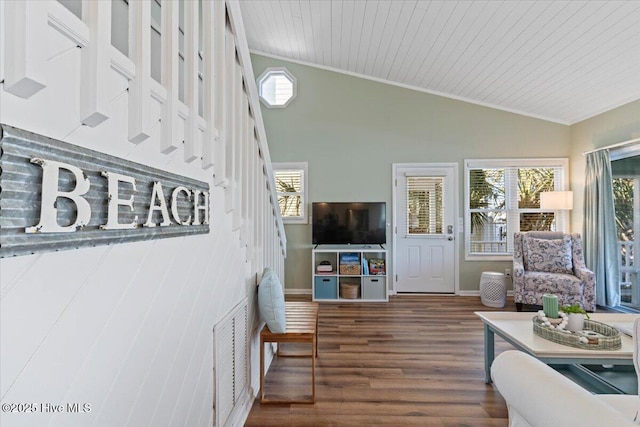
[532,316,621,350]
[340,282,360,299]
[340,264,361,275]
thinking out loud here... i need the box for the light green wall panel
[252,54,574,293]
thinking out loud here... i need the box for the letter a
[144,182,172,227]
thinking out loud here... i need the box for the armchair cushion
[522,234,573,274]
[522,272,583,296]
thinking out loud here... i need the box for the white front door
[393,164,457,293]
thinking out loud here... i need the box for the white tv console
[312,245,388,302]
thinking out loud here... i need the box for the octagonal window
[257,68,297,108]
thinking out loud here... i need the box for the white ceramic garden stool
[480,271,507,308]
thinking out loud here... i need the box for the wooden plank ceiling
[239,0,640,125]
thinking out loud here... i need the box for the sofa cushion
[599,395,640,423]
[258,268,286,333]
[523,235,573,274]
[492,350,639,427]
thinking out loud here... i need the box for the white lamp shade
[540,191,573,210]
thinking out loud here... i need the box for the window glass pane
[275,171,302,192]
[614,177,636,304]
[614,178,635,242]
[278,195,302,217]
[469,169,504,209]
[519,212,555,232]
[517,168,554,209]
[260,73,294,106]
[112,0,129,57]
[406,177,443,235]
[275,170,303,218]
[469,211,507,253]
[258,68,297,108]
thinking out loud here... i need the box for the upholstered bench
[259,301,319,403]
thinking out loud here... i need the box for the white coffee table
[476,311,639,393]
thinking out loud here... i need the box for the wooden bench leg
[311,335,316,402]
[260,335,265,403]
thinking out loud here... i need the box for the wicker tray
[532,316,621,350]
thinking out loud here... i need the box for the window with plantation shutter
[406,176,444,235]
[465,158,569,260]
[273,162,308,224]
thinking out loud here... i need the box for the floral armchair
[513,231,596,312]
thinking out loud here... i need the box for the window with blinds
[273,162,308,224]
[406,176,443,235]
[465,158,568,259]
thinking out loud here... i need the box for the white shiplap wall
[0,1,284,426]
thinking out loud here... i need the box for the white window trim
[464,158,570,261]
[273,162,308,224]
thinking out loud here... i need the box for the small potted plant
[560,304,589,332]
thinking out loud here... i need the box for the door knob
[447,236,454,241]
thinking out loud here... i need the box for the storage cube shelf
[312,246,388,302]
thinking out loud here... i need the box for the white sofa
[492,350,639,427]
[491,319,640,427]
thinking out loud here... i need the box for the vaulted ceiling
[239,0,640,125]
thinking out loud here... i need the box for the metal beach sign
[0,124,210,257]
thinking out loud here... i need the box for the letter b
[25,158,91,233]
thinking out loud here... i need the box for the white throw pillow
[258,268,286,333]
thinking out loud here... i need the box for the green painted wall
[252,54,576,293]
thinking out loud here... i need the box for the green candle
[543,294,559,318]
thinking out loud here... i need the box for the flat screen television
[312,202,386,245]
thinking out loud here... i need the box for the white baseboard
[285,289,512,297]
[457,290,481,297]
[458,290,514,297]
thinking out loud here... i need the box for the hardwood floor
[245,295,518,426]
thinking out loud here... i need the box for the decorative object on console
[316,260,333,274]
[339,281,360,299]
[543,294,559,318]
[339,253,361,275]
[368,258,386,275]
[561,303,590,332]
[533,313,621,350]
